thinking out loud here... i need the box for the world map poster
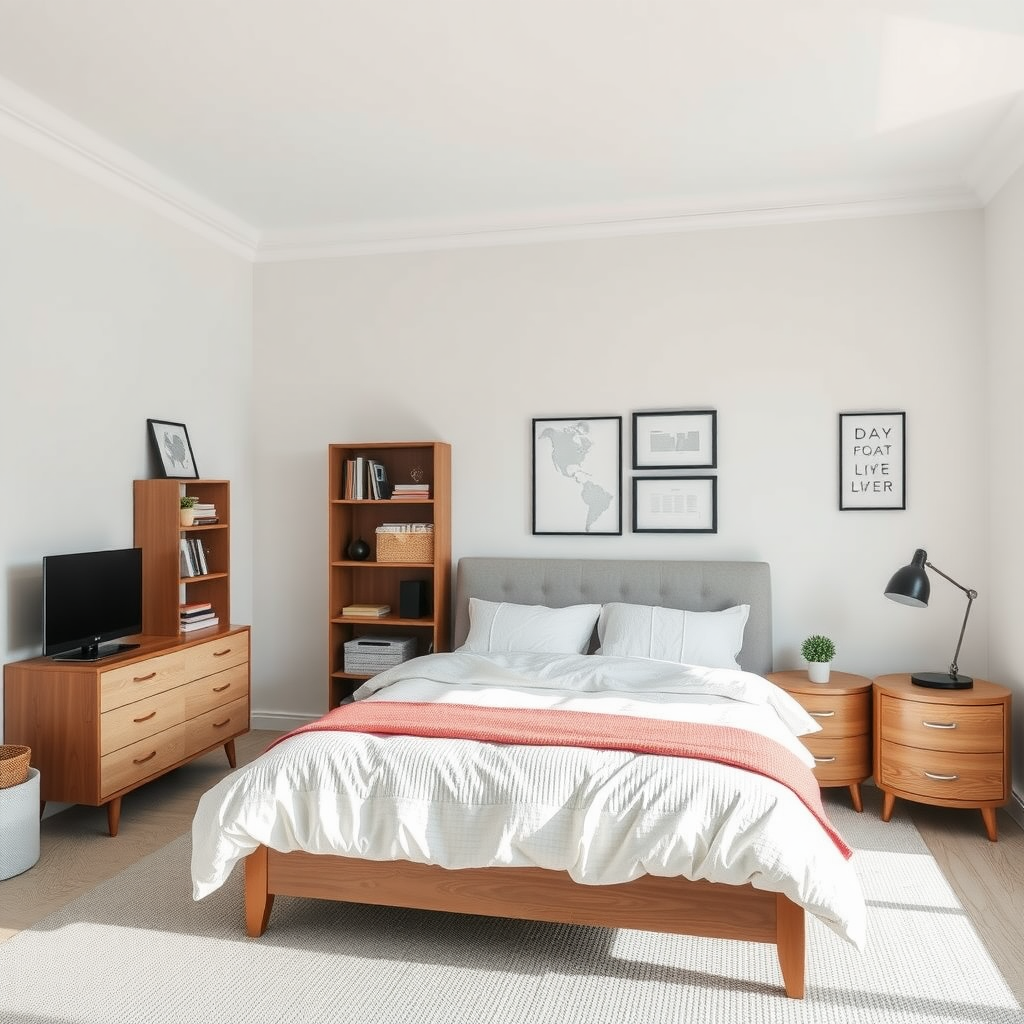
[532,416,622,535]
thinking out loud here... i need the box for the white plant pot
[807,661,831,684]
[0,767,40,880]
[180,508,196,526]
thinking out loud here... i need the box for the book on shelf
[342,603,391,617]
[180,616,220,632]
[375,522,433,533]
[345,457,393,500]
[390,482,430,499]
[181,601,213,614]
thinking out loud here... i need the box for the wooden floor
[2,729,1022,1004]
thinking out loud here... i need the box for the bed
[191,557,865,999]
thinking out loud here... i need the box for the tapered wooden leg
[245,845,275,936]
[848,782,863,813]
[224,738,237,769]
[980,807,998,842]
[881,790,896,822]
[106,797,122,837]
[775,894,805,999]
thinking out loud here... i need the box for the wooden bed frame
[242,557,807,998]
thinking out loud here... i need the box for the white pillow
[458,598,601,655]
[597,602,750,670]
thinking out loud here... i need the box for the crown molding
[964,93,1024,204]
[0,75,259,260]
[254,185,981,262]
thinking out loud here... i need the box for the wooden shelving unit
[133,478,231,636]
[328,442,451,709]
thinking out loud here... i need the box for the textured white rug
[1,792,1021,1024]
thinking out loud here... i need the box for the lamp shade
[884,548,930,607]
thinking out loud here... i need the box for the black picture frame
[632,409,717,469]
[147,418,199,479]
[838,411,905,511]
[632,475,717,533]
[532,415,622,535]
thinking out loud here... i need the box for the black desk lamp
[884,548,976,689]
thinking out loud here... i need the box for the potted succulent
[801,634,836,683]
[180,495,198,527]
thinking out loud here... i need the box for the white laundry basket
[0,767,41,880]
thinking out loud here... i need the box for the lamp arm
[927,562,979,679]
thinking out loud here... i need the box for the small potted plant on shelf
[180,495,198,527]
[801,634,836,683]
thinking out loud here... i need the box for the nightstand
[766,670,872,811]
[873,674,1011,841]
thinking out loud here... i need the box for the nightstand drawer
[878,740,1004,802]
[800,690,870,737]
[101,687,186,753]
[878,695,1004,752]
[100,723,187,796]
[184,633,249,681]
[802,734,871,783]
[100,651,186,713]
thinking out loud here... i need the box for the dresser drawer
[802,734,871,783]
[100,651,186,713]
[185,695,249,757]
[184,632,249,681]
[800,690,870,738]
[878,695,1004,753]
[101,686,186,754]
[183,662,249,718]
[878,740,1005,802]
[100,722,186,796]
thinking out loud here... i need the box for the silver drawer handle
[923,771,959,781]
[814,756,836,763]
[923,721,957,730]
[809,710,835,719]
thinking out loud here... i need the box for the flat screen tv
[43,547,143,661]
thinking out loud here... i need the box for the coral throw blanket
[270,701,852,859]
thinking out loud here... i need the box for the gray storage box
[344,634,417,674]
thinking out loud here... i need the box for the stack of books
[180,601,219,632]
[180,537,209,577]
[390,482,431,500]
[342,603,391,618]
[184,498,218,524]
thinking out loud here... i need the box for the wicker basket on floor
[0,745,31,789]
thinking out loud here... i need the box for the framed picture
[632,409,717,469]
[532,416,622,535]
[839,411,905,510]
[633,475,717,533]
[147,418,199,479]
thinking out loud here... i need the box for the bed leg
[775,894,805,998]
[244,845,275,937]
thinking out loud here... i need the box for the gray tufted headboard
[453,557,773,677]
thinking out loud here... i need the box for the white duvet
[191,652,866,947]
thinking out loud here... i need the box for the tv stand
[52,642,141,662]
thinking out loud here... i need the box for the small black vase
[347,537,370,561]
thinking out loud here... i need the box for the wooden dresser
[766,670,872,811]
[3,627,250,835]
[873,673,1011,841]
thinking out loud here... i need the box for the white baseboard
[250,711,321,733]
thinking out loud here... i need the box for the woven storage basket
[0,745,31,789]
[376,530,434,563]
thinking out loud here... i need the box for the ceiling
[2,0,1024,259]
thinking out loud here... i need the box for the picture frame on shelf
[632,409,717,469]
[632,475,717,533]
[532,415,622,535]
[147,418,199,479]
[838,411,905,511]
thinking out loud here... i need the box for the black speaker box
[399,579,430,619]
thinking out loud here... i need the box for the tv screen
[43,547,143,660]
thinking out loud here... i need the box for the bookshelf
[133,478,231,636]
[328,442,451,708]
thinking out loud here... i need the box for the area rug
[1,794,1021,1024]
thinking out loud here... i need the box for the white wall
[0,134,254,736]
[985,163,1024,793]
[252,211,987,726]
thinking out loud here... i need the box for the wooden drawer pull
[133,672,157,683]
[809,710,835,719]
[212,683,231,693]
[133,750,157,766]
[213,648,232,658]
[923,771,959,782]
[212,718,231,729]
[923,721,957,730]
[133,711,157,723]
[813,755,837,763]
